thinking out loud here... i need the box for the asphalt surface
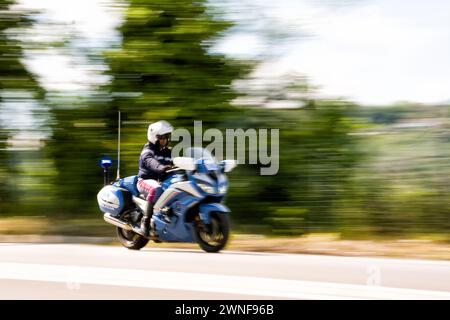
[0,243,449,299]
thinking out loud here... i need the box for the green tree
[41,0,246,217]
[104,0,246,178]
[226,98,362,235]
[0,0,40,214]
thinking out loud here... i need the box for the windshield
[185,147,219,171]
[185,147,216,162]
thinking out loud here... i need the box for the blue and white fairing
[150,148,230,242]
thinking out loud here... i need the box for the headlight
[198,183,216,194]
[219,184,228,194]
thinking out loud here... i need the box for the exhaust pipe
[103,213,133,231]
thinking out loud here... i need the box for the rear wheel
[116,227,149,250]
[194,213,229,253]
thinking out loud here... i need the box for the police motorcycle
[97,147,236,253]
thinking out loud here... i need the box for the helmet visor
[156,133,171,140]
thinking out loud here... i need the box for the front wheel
[194,213,230,253]
[116,227,149,250]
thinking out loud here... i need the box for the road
[0,243,449,299]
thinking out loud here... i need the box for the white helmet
[147,120,174,144]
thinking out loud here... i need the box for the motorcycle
[97,147,236,253]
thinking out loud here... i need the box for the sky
[15,0,124,92]
[14,0,450,106]
[214,0,450,105]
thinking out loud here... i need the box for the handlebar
[166,167,184,173]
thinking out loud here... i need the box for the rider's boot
[135,202,153,237]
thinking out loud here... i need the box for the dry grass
[148,233,450,260]
[1,217,449,260]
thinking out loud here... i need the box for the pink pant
[137,179,160,203]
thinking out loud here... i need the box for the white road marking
[2,242,450,267]
[0,262,449,300]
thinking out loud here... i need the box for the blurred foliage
[240,100,363,236]
[0,0,41,214]
[0,0,449,240]
[104,0,249,179]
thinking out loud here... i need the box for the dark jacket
[138,142,172,181]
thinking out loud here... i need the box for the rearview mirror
[221,160,237,173]
[173,157,196,171]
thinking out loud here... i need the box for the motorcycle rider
[134,120,174,237]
